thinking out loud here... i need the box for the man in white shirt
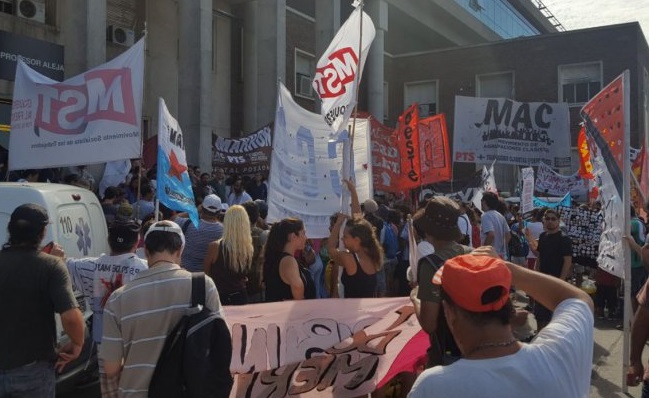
[227,177,253,206]
[480,191,511,258]
[524,208,545,270]
[408,248,594,398]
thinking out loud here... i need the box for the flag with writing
[577,126,594,180]
[156,98,198,227]
[419,114,452,185]
[580,71,630,279]
[396,104,420,190]
[312,3,375,134]
[9,39,144,170]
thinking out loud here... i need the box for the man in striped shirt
[100,221,224,397]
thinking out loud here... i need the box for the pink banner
[225,298,427,397]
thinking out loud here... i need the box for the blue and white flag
[533,192,571,209]
[156,98,198,227]
[268,83,371,238]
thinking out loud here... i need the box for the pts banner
[453,96,571,168]
[212,125,272,178]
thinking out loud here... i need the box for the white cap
[144,220,185,247]
[202,194,223,214]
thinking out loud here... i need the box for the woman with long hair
[204,205,254,305]
[327,213,383,298]
[263,218,315,302]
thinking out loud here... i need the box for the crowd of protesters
[17,160,649,397]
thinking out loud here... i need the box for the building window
[559,62,602,106]
[295,49,315,100]
[404,80,438,117]
[0,0,12,15]
[476,71,514,99]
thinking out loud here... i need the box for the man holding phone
[0,204,84,397]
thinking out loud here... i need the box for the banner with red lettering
[418,114,451,185]
[369,117,400,192]
[225,298,428,397]
[9,39,144,169]
[312,4,375,134]
[396,104,420,190]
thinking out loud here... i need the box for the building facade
[0,0,559,176]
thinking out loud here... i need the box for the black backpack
[508,232,529,258]
[149,273,233,398]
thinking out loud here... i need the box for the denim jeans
[642,380,649,398]
[0,360,56,397]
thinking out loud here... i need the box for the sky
[541,0,649,44]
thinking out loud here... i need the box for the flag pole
[135,22,149,221]
[348,0,364,156]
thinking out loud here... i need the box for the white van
[0,182,108,392]
[0,182,109,256]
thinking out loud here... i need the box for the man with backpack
[100,220,230,397]
[410,197,472,367]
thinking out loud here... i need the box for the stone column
[315,0,340,114]
[178,0,213,171]
[242,0,285,132]
[59,0,106,75]
[366,0,387,122]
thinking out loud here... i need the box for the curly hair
[345,216,384,271]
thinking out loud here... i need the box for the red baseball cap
[433,254,511,312]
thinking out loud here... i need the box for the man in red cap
[409,247,594,398]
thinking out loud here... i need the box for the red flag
[577,126,594,179]
[418,114,451,185]
[396,104,420,190]
[369,117,400,192]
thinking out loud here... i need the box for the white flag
[9,39,145,170]
[312,4,375,134]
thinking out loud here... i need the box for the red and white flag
[312,4,375,134]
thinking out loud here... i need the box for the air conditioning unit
[107,25,135,47]
[16,0,45,23]
[297,74,314,98]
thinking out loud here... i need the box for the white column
[315,0,340,114]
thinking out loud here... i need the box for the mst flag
[312,4,375,134]
[9,39,144,170]
[581,71,630,279]
[157,98,198,227]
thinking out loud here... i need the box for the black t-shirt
[538,231,573,278]
[0,249,78,370]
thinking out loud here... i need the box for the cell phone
[42,241,54,254]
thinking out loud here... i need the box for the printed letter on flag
[396,104,420,190]
[9,39,145,170]
[418,114,451,185]
[312,4,375,134]
[580,71,630,279]
[157,98,199,227]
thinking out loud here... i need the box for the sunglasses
[544,217,558,221]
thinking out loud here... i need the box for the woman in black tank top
[263,218,315,302]
[327,213,383,298]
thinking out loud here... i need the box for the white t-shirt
[409,299,594,398]
[525,221,544,259]
[481,210,510,258]
[457,213,472,247]
[66,253,149,343]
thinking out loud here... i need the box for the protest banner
[312,3,375,134]
[535,162,588,197]
[212,124,272,178]
[581,71,630,279]
[396,104,420,190]
[224,297,427,397]
[9,39,144,170]
[419,114,451,185]
[577,126,594,180]
[267,83,370,238]
[453,96,571,168]
[156,98,198,227]
[369,116,399,192]
[521,167,534,215]
[556,205,603,261]
[533,192,571,209]
[472,161,496,210]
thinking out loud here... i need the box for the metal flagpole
[348,0,364,159]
